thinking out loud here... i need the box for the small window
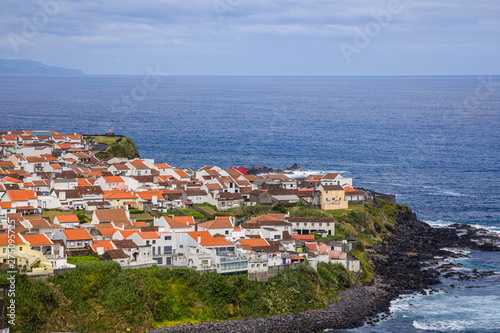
[164,236,171,241]
[146,240,150,245]
[152,240,156,244]
[19,247,23,251]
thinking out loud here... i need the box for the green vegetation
[194,203,219,215]
[165,208,181,216]
[42,210,91,223]
[2,261,353,332]
[75,211,91,224]
[88,135,118,145]
[67,255,101,265]
[349,249,373,283]
[7,201,410,332]
[130,211,154,222]
[86,135,140,159]
[179,209,205,218]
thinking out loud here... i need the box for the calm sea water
[1,75,499,332]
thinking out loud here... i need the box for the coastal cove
[150,207,500,333]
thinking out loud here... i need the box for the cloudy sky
[1,0,499,75]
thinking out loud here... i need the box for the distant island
[0,59,83,75]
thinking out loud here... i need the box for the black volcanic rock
[247,164,304,175]
[149,209,500,333]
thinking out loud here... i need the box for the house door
[283,258,286,265]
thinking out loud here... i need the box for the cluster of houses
[0,130,367,278]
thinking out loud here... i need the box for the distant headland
[0,59,83,75]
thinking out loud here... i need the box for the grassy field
[130,212,154,221]
[42,210,91,223]
[194,204,219,215]
[179,209,205,218]
[88,135,118,145]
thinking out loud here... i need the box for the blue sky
[1,0,499,75]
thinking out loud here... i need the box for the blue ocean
[1,75,499,332]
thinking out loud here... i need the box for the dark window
[164,246,172,254]
[164,236,171,241]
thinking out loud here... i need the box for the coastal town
[0,130,376,280]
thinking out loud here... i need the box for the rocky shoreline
[150,209,499,333]
[246,164,305,175]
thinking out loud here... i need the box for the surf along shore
[150,207,500,333]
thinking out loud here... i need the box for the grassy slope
[86,135,140,159]
[2,201,409,332]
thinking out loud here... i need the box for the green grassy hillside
[86,135,140,159]
[1,201,409,332]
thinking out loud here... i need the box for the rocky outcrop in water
[246,164,304,175]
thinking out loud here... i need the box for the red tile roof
[238,238,269,247]
[0,233,26,245]
[290,234,315,241]
[63,229,92,241]
[91,240,115,253]
[55,215,80,223]
[103,176,124,183]
[188,231,233,247]
[7,190,37,201]
[198,217,233,229]
[23,234,53,246]
[137,231,159,240]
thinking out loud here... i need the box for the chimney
[59,191,66,201]
[197,235,201,243]
[152,195,158,205]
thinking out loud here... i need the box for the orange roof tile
[238,238,269,247]
[135,190,164,200]
[103,191,137,200]
[154,163,172,169]
[160,216,191,229]
[137,231,159,240]
[0,202,12,209]
[188,231,233,247]
[174,169,190,178]
[117,230,139,239]
[7,190,37,201]
[23,234,53,246]
[77,178,92,186]
[55,215,80,223]
[0,233,26,245]
[290,234,315,241]
[3,176,23,183]
[99,228,119,236]
[63,229,92,241]
[91,240,115,253]
[197,217,233,229]
[172,216,195,225]
[103,176,124,183]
